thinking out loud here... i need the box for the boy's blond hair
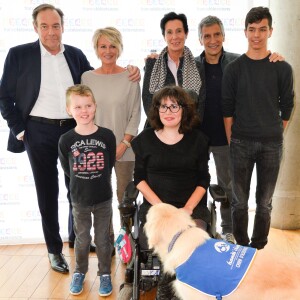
[66,84,96,107]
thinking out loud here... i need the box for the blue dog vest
[175,239,257,299]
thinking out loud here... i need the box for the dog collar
[168,225,193,253]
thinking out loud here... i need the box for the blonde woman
[81,26,141,256]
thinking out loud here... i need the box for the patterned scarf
[149,46,202,95]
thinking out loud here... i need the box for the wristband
[122,140,131,148]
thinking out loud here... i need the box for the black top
[201,61,227,146]
[58,126,116,207]
[132,128,210,223]
[222,54,294,142]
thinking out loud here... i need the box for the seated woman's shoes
[48,253,69,273]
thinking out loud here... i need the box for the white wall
[269,0,300,229]
[0,0,268,244]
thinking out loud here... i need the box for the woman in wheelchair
[131,85,210,299]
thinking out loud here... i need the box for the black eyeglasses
[158,104,181,113]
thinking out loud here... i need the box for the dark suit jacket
[0,40,93,153]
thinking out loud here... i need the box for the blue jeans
[210,145,233,234]
[72,200,112,275]
[230,138,282,249]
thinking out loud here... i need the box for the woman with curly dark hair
[132,85,210,299]
[133,85,210,228]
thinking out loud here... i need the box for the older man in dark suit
[0,3,93,274]
[0,3,139,274]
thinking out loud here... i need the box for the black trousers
[24,118,76,254]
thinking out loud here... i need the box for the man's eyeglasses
[158,104,181,113]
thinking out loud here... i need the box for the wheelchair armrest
[208,184,228,204]
[118,181,139,218]
[125,181,140,200]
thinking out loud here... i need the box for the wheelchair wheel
[117,283,133,300]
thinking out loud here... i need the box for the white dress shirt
[167,54,179,86]
[30,41,74,119]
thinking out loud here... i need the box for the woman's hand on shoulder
[127,65,141,82]
[268,51,285,62]
[144,52,159,61]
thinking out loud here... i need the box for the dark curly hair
[149,85,200,134]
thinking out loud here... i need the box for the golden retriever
[144,203,300,300]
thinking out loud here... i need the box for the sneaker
[99,274,112,296]
[70,273,85,295]
[221,233,235,244]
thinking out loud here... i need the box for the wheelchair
[117,181,228,300]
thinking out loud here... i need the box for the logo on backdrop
[64,17,93,33]
[0,157,17,170]
[115,18,145,32]
[0,193,19,205]
[140,0,176,11]
[3,17,32,32]
[196,0,231,10]
[81,0,120,11]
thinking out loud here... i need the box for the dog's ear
[144,220,161,249]
[179,209,197,227]
[144,203,172,249]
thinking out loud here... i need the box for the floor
[0,208,299,299]
[0,162,299,299]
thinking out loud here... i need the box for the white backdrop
[0,0,268,244]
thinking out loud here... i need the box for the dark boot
[156,272,179,300]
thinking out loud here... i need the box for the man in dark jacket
[0,3,139,273]
[0,3,93,273]
[195,16,240,244]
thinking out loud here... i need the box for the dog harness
[174,238,257,299]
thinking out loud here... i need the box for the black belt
[29,116,75,127]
